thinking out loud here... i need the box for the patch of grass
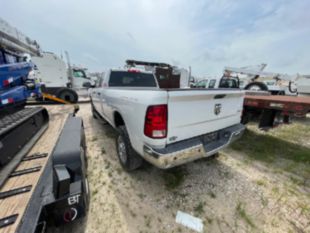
[92,188,98,196]
[162,167,187,190]
[289,176,303,186]
[208,191,216,199]
[256,179,267,187]
[272,186,279,195]
[129,210,137,218]
[137,193,145,200]
[204,216,213,225]
[298,202,310,215]
[105,161,111,170]
[230,129,310,164]
[116,167,123,175]
[260,196,268,207]
[194,201,205,215]
[236,202,256,228]
[101,147,106,154]
[144,215,151,228]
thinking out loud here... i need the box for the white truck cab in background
[32,52,94,102]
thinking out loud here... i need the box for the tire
[116,126,143,171]
[91,101,98,119]
[57,88,78,103]
[244,82,268,91]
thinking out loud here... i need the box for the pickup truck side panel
[92,87,168,153]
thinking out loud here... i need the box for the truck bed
[0,106,69,233]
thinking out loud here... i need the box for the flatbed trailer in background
[242,94,310,129]
[0,107,89,233]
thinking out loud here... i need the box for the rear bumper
[143,123,245,169]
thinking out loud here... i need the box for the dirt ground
[50,103,309,233]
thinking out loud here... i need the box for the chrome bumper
[143,123,245,169]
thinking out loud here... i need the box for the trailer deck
[0,106,70,233]
[243,94,310,128]
[244,95,310,116]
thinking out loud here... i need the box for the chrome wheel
[117,136,127,164]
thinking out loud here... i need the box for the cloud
[1,0,309,76]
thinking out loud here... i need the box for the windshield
[109,71,157,87]
[73,70,87,78]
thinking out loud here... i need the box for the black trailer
[0,107,89,232]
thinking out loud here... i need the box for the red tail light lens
[144,104,167,138]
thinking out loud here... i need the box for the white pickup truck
[90,68,245,170]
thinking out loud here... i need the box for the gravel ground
[50,103,309,233]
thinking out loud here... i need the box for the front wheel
[116,126,143,171]
[57,88,78,103]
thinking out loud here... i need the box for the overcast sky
[2,0,309,76]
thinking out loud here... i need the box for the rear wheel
[116,126,143,171]
[91,101,98,119]
[57,88,78,103]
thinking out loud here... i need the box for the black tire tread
[244,82,268,91]
[117,126,143,171]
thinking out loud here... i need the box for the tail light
[144,105,167,138]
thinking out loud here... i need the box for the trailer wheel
[57,88,78,103]
[245,82,268,91]
[116,126,143,171]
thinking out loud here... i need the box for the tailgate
[166,89,244,144]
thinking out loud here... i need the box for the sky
[1,0,309,76]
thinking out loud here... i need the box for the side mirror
[82,81,92,88]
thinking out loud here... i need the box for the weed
[162,167,187,190]
[105,161,111,170]
[137,193,145,200]
[260,196,268,207]
[208,191,216,199]
[206,217,213,224]
[236,202,256,228]
[144,216,151,228]
[289,176,303,186]
[256,179,267,187]
[194,201,205,215]
[92,136,98,142]
[116,167,123,175]
[92,188,98,196]
[130,210,137,218]
[101,147,106,154]
[272,186,279,195]
[298,202,310,215]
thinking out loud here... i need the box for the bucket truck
[221,64,310,96]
